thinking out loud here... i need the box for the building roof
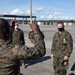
[0,14,36,18]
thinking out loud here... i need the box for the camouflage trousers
[53,57,69,75]
[17,60,26,75]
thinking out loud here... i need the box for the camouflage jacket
[51,30,73,58]
[12,28,25,45]
[0,31,46,75]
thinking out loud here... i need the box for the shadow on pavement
[69,63,75,75]
[70,63,75,71]
[69,73,75,75]
[23,56,51,68]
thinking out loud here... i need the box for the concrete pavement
[19,24,75,75]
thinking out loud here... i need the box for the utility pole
[52,10,54,25]
[30,0,32,24]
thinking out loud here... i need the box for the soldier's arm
[15,31,46,59]
[14,22,46,60]
[65,33,73,57]
[51,34,56,54]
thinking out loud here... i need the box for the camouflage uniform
[12,28,25,45]
[0,31,46,75]
[12,28,25,74]
[51,30,73,75]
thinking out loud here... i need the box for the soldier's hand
[28,22,39,32]
[50,54,54,58]
[64,56,69,60]
[10,20,15,26]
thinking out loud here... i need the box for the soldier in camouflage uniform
[0,18,46,75]
[50,21,73,75]
[11,21,25,74]
[12,22,25,45]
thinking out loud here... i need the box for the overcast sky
[0,0,75,20]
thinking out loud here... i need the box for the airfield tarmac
[19,24,75,75]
